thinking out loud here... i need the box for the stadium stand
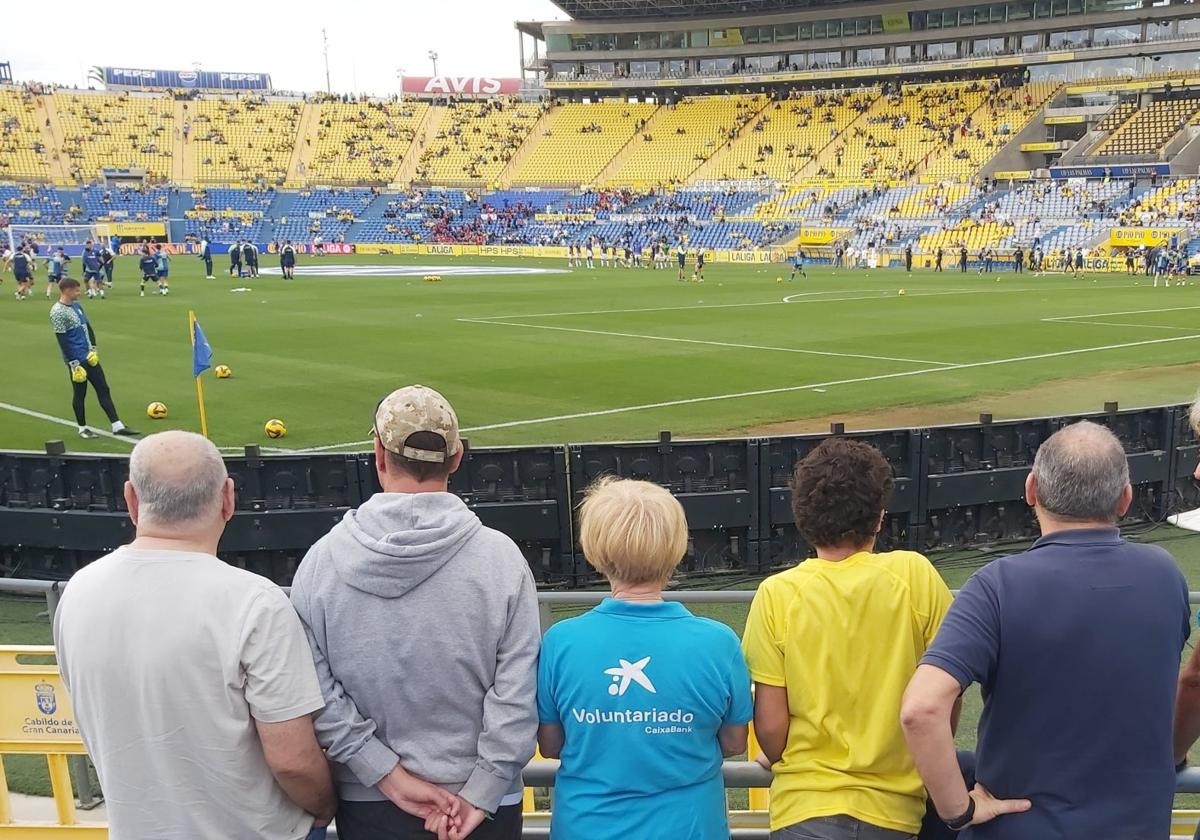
[1096,96,1200,157]
[821,82,990,183]
[706,90,876,182]
[0,89,51,180]
[607,95,765,187]
[508,101,657,186]
[307,100,429,184]
[416,99,541,184]
[54,92,174,182]
[80,185,170,220]
[187,96,301,185]
[922,81,1058,182]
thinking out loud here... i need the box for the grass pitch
[2,254,1199,453]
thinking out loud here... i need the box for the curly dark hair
[790,437,894,549]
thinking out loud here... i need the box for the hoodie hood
[328,491,482,598]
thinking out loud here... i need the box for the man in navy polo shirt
[901,420,1189,839]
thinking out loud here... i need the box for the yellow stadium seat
[54,91,173,182]
[509,101,657,187]
[0,89,52,180]
[188,97,301,185]
[308,100,429,184]
[417,100,541,184]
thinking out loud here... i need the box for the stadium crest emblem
[35,681,57,715]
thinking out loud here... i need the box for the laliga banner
[101,67,272,91]
[401,76,522,96]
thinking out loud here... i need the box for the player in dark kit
[7,245,33,300]
[229,240,243,277]
[904,243,913,274]
[243,241,259,278]
[81,241,105,299]
[50,278,138,439]
[99,242,115,288]
[280,240,297,279]
[138,248,158,297]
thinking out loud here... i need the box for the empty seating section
[308,101,428,184]
[80,185,169,220]
[609,96,765,187]
[1097,101,1136,132]
[417,101,541,183]
[509,102,657,186]
[188,97,301,184]
[711,91,876,181]
[54,92,173,181]
[922,82,1058,182]
[0,89,50,179]
[1096,97,1200,156]
[823,82,989,182]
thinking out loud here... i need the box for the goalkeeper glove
[86,349,99,367]
[69,361,87,383]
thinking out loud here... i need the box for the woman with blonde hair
[536,476,752,840]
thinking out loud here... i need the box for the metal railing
[7,578,1200,839]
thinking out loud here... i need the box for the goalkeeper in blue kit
[50,278,138,439]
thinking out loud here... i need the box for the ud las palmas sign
[0,646,85,755]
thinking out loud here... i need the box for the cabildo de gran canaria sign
[0,646,83,752]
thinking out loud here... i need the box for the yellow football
[214,365,232,379]
[898,289,907,296]
[147,402,168,420]
[264,418,287,439]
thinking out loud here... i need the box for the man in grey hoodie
[291,385,541,840]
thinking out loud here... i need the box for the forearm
[755,720,787,765]
[273,758,337,822]
[1174,676,1200,762]
[902,711,970,818]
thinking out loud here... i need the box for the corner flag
[188,311,213,437]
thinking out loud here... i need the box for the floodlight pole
[429,50,440,77]
[323,29,332,93]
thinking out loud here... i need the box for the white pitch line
[459,318,960,367]
[1051,320,1198,332]
[0,401,137,446]
[1043,304,1200,322]
[469,288,888,321]
[292,332,1200,452]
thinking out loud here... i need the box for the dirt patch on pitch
[736,362,1200,436]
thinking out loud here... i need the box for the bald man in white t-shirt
[53,432,338,839]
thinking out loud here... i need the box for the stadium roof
[546,0,884,20]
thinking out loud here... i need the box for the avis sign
[402,76,522,96]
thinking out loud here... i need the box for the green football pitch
[3,253,1200,453]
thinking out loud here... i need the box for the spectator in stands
[742,438,953,840]
[903,421,1189,838]
[537,477,751,840]
[54,431,336,840]
[290,385,539,840]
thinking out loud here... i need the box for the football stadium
[10,0,1200,836]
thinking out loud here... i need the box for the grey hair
[1031,420,1129,523]
[1190,390,1200,436]
[128,431,228,525]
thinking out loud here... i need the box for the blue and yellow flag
[188,311,213,438]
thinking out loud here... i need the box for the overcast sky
[9,0,567,95]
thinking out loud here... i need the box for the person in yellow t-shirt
[742,437,953,840]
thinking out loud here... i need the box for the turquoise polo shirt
[537,598,752,840]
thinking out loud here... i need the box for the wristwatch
[944,796,976,831]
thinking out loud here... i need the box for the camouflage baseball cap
[372,385,461,463]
